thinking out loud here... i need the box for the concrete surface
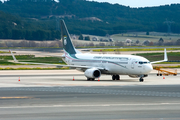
[0,69,179,87]
[0,48,180,120]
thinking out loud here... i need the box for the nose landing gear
[139,77,144,82]
[139,74,148,82]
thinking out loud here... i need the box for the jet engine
[84,68,101,78]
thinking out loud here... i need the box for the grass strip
[93,48,180,52]
[158,66,180,68]
[0,51,10,53]
[0,55,66,65]
[0,67,70,70]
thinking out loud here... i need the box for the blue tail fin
[60,20,77,54]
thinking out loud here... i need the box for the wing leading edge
[10,50,104,70]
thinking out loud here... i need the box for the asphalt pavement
[0,70,180,120]
[0,85,180,120]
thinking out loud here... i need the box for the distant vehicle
[99,38,109,42]
[11,20,168,82]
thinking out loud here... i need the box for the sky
[89,0,180,8]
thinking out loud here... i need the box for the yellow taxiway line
[0,96,33,99]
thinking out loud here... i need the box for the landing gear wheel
[112,75,116,80]
[112,75,120,80]
[116,75,120,80]
[139,77,144,82]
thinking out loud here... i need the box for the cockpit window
[139,61,150,64]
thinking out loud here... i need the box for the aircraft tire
[139,77,144,82]
[112,75,120,80]
[116,75,120,80]
[112,75,116,80]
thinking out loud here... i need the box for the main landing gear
[112,75,120,80]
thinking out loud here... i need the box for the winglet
[164,48,168,61]
[151,48,168,64]
[10,50,18,62]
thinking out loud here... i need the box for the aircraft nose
[147,64,153,73]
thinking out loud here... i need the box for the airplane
[11,20,168,82]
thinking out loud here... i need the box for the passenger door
[131,59,135,69]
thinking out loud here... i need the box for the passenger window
[139,61,143,64]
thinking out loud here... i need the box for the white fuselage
[63,52,153,75]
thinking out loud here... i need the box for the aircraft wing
[10,51,105,70]
[151,48,168,64]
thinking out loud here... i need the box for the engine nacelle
[84,68,101,78]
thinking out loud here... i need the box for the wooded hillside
[0,0,180,40]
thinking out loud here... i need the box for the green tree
[84,36,90,41]
[158,38,164,46]
[146,31,149,35]
[12,29,22,39]
[136,40,140,44]
[79,34,83,40]
[25,30,32,40]
[176,39,180,45]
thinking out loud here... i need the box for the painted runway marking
[1,87,180,98]
[0,96,33,99]
[0,103,180,109]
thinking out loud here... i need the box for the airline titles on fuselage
[93,56,129,61]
